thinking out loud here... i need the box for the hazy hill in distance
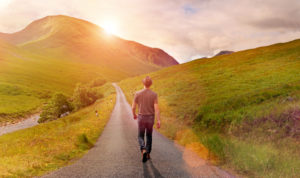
[119,39,300,177]
[214,50,234,56]
[0,15,177,121]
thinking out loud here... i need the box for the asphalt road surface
[43,83,234,178]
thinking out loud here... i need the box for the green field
[0,15,177,123]
[119,39,300,177]
[0,84,115,177]
[0,42,123,122]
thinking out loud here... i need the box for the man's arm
[132,100,137,120]
[132,93,138,120]
[154,98,161,129]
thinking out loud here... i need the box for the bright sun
[101,21,119,35]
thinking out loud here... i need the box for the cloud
[183,4,198,15]
[0,0,299,63]
[248,17,300,30]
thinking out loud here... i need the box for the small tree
[88,78,106,88]
[73,84,91,110]
[72,83,103,111]
[39,105,56,123]
[51,93,73,116]
[38,93,73,123]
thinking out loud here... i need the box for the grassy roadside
[119,39,300,177]
[0,84,116,177]
[120,76,300,178]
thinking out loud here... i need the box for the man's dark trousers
[138,115,154,153]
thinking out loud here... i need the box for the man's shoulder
[150,90,157,96]
[135,89,157,96]
[135,89,146,95]
[147,89,157,97]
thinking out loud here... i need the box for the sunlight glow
[100,20,119,35]
[0,0,10,9]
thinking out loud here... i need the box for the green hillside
[0,84,116,177]
[0,15,177,122]
[119,39,300,177]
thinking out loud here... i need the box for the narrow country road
[43,84,234,178]
[0,114,39,136]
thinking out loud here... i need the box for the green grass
[0,40,121,122]
[119,39,300,177]
[0,42,144,122]
[0,15,170,122]
[0,84,116,177]
[224,139,300,177]
[0,83,46,122]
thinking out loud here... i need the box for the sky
[0,0,300,63]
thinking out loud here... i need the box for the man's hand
[156,120,161,129]
[154,101,160,129]
[133,114,137,120]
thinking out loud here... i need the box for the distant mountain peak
[214,50,234,57]
[0,15,178,68]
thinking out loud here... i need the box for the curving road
[43,84,234,178]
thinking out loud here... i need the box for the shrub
[39,79,105,123]
[38,93,73,123]
[72,83,104,110]
[88,78,106,88]
[39,105,56,123]
[76,133,94,150]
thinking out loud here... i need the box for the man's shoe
[141,149,147,163]
[147,153,150,160]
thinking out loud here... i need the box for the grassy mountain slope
[0,37,126,121]
[0,15,177,122]
[0,15,178,73]
[119,39,300,177]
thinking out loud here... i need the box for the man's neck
[144,86,150,89]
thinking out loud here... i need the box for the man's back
[132,76,160,162]
[134,89,157,115]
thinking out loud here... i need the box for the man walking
[132,76,161,163]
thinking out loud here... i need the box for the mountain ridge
[0,15,178,67]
